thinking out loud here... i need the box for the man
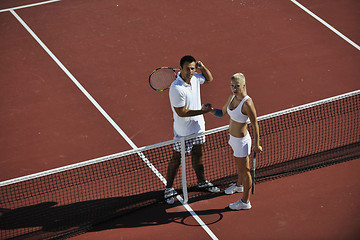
[165,55,220,204]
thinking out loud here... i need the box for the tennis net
[0,90,359,239]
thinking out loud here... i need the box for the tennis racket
[149,67,180,91]
[251,152,256,195]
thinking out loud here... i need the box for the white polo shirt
[169,72,206,137]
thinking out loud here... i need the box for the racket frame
[148,67,180,91]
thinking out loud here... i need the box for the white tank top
[227,95,250,124]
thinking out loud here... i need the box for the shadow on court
[0,190,229,240]
[91,202,229,231]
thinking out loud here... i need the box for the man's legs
[191,144,205,183]
[166,150,181,188]
[164,150,181,204]
[192,144,220,193]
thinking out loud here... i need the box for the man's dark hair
[180,55,196,68]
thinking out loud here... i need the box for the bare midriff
[229,119,248,138]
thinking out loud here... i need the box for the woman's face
[230,79,244,94]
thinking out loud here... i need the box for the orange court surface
[0,0,359,239]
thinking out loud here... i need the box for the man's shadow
[91,194,230,232]
[0,190,230,239]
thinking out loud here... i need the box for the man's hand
[196,61,213,83]
[201,103,212,113]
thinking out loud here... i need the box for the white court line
[179,198,219,240]
[0,0,61,13]
[9,10,138,150]
[9,9,166,185]
[8,8,218,240]
[291,0,360,51]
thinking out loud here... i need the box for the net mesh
[1,91,359,239]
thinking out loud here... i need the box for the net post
[180,137,188,203]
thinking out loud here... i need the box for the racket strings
[150,68,176,90]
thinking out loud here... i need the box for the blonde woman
[210,73,262,210]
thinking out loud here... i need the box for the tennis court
[0,0,359,239]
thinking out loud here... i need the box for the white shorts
[228,133,251,158]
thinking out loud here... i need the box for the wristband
[214,109,223,117]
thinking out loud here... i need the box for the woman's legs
[235,156,252,203]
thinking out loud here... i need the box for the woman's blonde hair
[231,73,246,86]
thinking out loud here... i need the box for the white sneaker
[164,188,177,204]
[225,183,244,194]
[229,199,251,210]
[198,180,220,193]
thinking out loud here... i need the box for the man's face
[180,61,196,82]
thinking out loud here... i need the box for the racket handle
[251,152,256,195]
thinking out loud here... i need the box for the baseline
[291,0,360,51]
[0,0,61,13]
